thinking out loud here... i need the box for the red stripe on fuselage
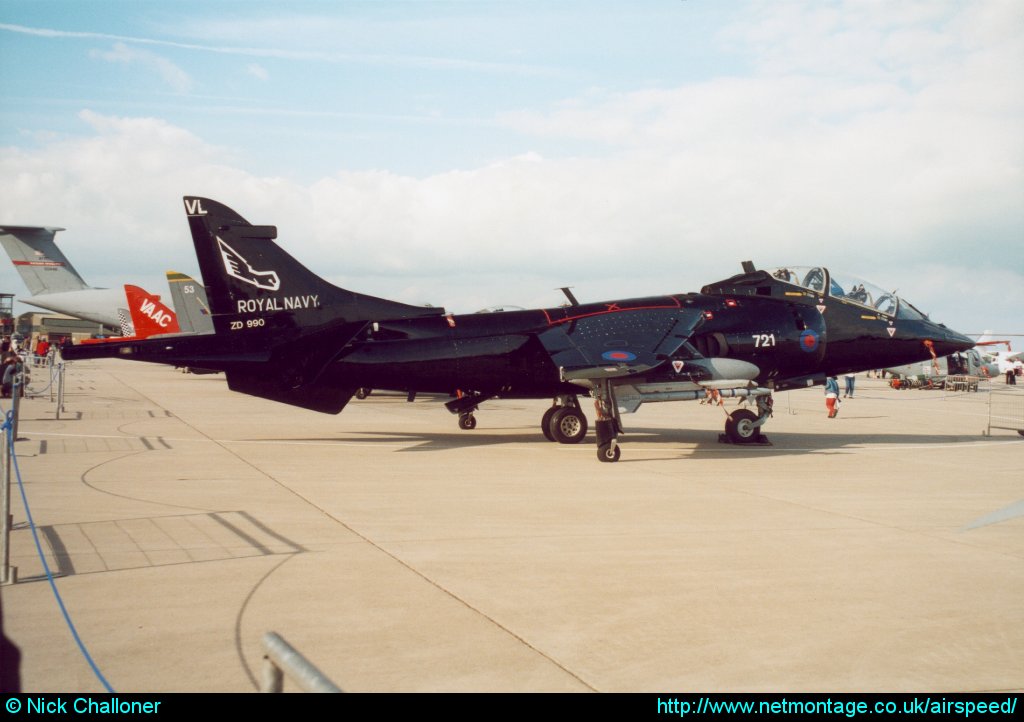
[542,296,682,326]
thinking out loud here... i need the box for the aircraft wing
[537,306,706,381]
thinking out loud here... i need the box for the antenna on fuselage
[741,261,756,273]
[559,287,580,306]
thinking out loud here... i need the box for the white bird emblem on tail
[217,237,281,291]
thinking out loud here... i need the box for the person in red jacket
[34,336,51,361]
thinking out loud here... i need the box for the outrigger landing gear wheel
[725,408,760,443]
[597,442,621,462]
[548,407,588,444]
[458,413,477,430]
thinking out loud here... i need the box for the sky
[1,0,1022,336]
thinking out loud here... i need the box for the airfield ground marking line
[233,554,298,690]
[76,447,218,514]
[101,372,600,692]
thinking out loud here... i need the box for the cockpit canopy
[767,266,927,320]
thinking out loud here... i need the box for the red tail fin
[125,284,180,337]
[79,285,180,345]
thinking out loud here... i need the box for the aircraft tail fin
[62,197,445,416]
[78,285,178,345]
[169,196,444,413]
[125,284,180,337]
[165,271,214,335]
[0,226,89,295]
[182,196,442,339]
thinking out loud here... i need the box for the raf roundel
[800,329,819,353]
[601,350,637,362]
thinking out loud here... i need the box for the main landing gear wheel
[541,407,558,441]
[597,442,621,462]
[549,407,588,444]
[725,408,760,443]
[458,413,477,430]
[355,388,371,399]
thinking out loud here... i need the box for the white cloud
[89,42,193,93]
[1,106,1019,332]
[0,112,240,283]
[491,1,1023,276]
[247,63,269,81]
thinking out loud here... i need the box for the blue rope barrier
[3,408,116,692]
[25,367,58,396]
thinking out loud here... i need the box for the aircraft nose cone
[929,326,975,356]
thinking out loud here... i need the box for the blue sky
[1,0,1022,335]
[1,1,746,178]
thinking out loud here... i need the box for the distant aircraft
[973,332,1023,375]
[885,346,998,383]
[165,271,214,335]
[0,225,129,332]
[79,285,179,345]
[63,197,976,462]
[76,277,221,376]
[163,271,218,374]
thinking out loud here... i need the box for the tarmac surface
[2,360,1022,692]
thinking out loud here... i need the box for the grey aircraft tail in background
[166,270,214,335]
[0,225,128,331]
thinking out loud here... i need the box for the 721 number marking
[752,333,776,348]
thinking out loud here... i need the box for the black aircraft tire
[541,407,558,441]
[549,407,588,444]
[597,443,621,462]
[725,408,761,443]
[458,414,477,430]
[355,388,371,399]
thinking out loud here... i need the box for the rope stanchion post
[11,374,21,443]
[56,362,65,419]
[1,410,14,585]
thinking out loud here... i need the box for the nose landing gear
[593,381,623,462]
[721,394,773,445]
[725,408,760,443]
